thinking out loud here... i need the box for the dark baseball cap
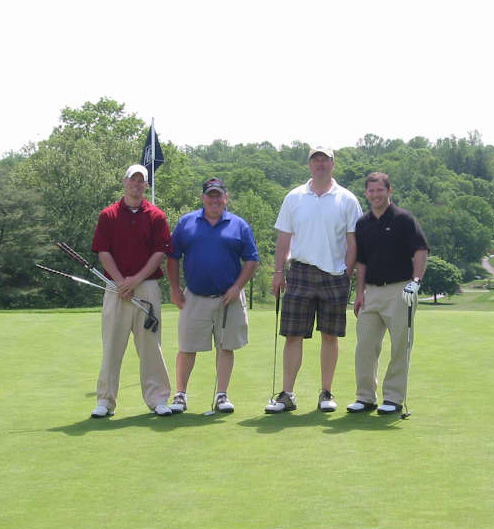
[202,178,227,194]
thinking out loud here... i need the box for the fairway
[1,303,493,529]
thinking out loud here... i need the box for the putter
[269,294,281,405]
[203,303,229,416]
[401,300,413,420]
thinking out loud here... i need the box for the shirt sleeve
[151,210,173,255]
[346,195,363,233]
[240,221,260,262]
[168,219,184,259]
[91,210,111,253]
[274,194,294,233]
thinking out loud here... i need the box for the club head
[203,410,215,416]
[401,412,411,420]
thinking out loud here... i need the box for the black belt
[368,280,404,286]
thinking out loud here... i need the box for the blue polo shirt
[170,209,259,296]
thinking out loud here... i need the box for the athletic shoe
[318,390,337,412]
[214,393,234,413]
[91,405,114,418]
[154,404,173,416]
[347,401,378,413]
[377,401,403,415]
[170,392,187,414]
[264,391,297,414]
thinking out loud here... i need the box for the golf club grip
[275,294,280,315]
[222,304,229,328]
[408,303,412,326]
[57,242,92,268]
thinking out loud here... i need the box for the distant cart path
[481,256,494,276]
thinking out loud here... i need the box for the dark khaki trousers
[355,281,415,405]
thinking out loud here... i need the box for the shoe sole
[265,406,297,414]
[91,412,114,419]
[318,406,337,413]
[377,407,402,415]
[215,408,234,414]
[170,408,185,414]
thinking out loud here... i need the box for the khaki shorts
[178,289,249,352]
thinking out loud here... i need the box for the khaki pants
[355,281,415,405]
[96,280,171,411]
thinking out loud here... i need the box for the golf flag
[141,120,165,188]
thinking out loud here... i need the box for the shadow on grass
[47,411,231,436]
[238,410,404,434]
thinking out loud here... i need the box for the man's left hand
[402,280,420,306]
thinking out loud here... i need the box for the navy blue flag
[141,126,165,186]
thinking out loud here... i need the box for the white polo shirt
[275,179,362,274]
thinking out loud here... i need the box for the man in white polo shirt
[265,147,362,414]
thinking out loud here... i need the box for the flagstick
[151,117,156,205]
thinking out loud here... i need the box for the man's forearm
[234,260,259,290]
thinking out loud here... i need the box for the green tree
[421,256,462,303]
[11,98,145,307]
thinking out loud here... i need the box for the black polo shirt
[356,203,429,286]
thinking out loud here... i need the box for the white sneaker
[265,391,297,414]
[170,392,187,414]
[377,401,403,415]
[91,405,114,418]
[154,404,172,416]
[347,401,378,413]
[318,390,337,412]
[214,393,234,413]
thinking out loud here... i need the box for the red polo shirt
[91,198,172,280]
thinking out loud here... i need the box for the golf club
[56,242,158,327]
[269,294,281,405]
[401,300,413,420]
[37,250,159,332]
[203,303,229,416]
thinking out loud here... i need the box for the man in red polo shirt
[90,164,173,418]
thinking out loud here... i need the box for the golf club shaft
[209,304,229,413]
[56,242,152,315]
[35,264,117,294]
[271,295,280,400]
[402,302,413,418]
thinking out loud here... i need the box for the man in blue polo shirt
[167,178,259,413]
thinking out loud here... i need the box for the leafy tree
[10,98,145,307]
[421,256,462,303]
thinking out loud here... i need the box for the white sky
[2,0,493,156]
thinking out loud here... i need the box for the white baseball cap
[125,164,148,181]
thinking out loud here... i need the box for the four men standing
[89,156,427,418]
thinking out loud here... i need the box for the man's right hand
[272,271,286,298]
[170,287,185,309]
[353,293,365,317]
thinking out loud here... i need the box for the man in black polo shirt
[347,172,429,415]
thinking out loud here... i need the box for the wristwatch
[413,277,421,284]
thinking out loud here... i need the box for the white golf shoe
[154,404,173,416]
[170,392,187,414]
[347,401,378,413]
[264,391,297,414]
[318,390,337,412]
[91,405,114,418]
[214,393,234,413]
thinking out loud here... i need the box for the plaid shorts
[280,261,350,338]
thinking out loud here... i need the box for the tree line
[1,98,493,309]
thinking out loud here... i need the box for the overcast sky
[2,0,493,156]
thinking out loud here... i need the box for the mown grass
[1,297,493,529]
